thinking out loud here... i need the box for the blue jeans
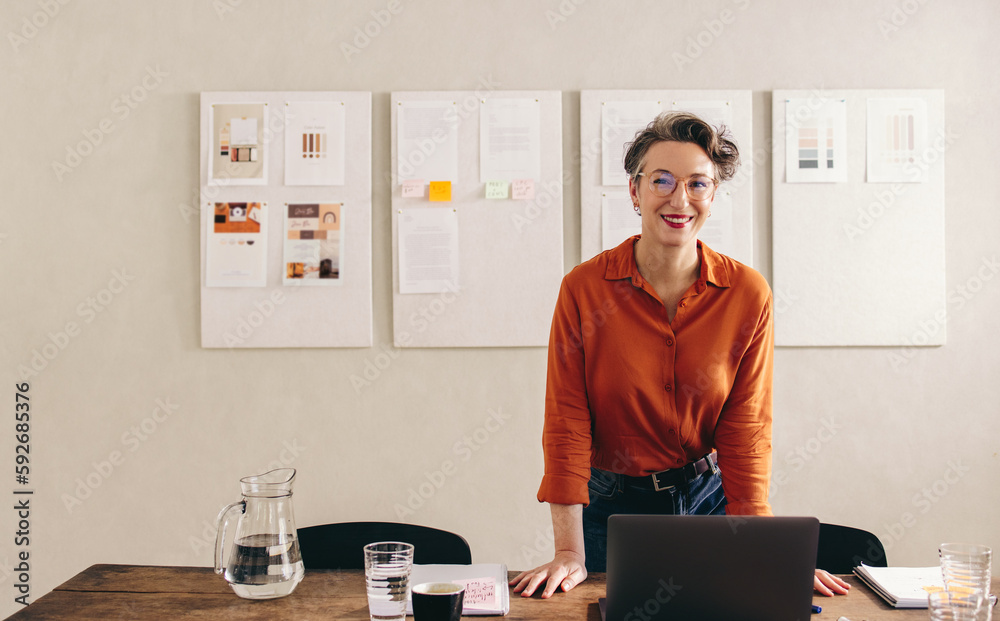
[582,464,727,572]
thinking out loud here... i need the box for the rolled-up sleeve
[537,277,594,506]
[714,293,774,516]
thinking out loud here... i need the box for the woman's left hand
[814,569,850,596]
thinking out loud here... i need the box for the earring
[633,203,641,216]
[708,211,712,217]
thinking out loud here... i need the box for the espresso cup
[412,582,464,621]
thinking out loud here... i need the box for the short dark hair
[623,111,740,182]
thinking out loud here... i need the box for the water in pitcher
[224,533,305,599]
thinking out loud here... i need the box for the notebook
[603,515,819,621]
[852,563,944,608]
[405,563,509,616]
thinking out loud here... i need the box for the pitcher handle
[214,500,245,575]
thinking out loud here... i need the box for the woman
[510,112,849,599]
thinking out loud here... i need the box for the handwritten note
[454,577,497,610]
[429,180,452,202]
[511,178,535,200]
[485,180,509,199]
[402,179,425,198]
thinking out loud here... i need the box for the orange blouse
[537,237,774,516]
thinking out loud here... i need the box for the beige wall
[1,0,998,613]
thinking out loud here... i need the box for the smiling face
[629,140,716,252]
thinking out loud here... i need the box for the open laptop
[603,515,819,621]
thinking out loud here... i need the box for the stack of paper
[406,563,509,616]
[853,564,945,608]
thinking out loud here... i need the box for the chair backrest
[817,523,887,574]
[296,522,472,569]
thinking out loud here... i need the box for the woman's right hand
[508,551,588,599]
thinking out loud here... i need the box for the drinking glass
[364,542,414,621]
[929,590,982,621]
[939,543,992,621]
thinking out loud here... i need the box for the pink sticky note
[511,179,535,200]
[454,577,497,610]
[402,179,425,198]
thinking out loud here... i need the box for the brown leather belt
[625,453,718,492]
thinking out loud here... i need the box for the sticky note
[429,181,452,202]
[511,178,535,200]
[454,577,498,610]
[485,180,509,199]
[402,179,425,198]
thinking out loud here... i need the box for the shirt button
[664,384,672,392]
[679,301,686,308]
[676,458,684,464]
[665,337,674,346]
[668,429,675,435]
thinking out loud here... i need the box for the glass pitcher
[214,468,304,599]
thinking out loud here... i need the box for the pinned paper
[454,577,498,611]
[511,178,535,200]
[429,181,452,202]
[485,180,509,199]
[402,179,425,198]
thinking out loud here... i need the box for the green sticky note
[485,180,509,199]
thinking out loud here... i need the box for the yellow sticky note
[429,181,452,202]
[485,180,509,199]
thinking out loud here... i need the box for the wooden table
[5,564,995,620]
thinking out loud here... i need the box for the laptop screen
[604,515,819,621]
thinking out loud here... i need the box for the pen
[837,617,851,621]
[811,605,821,613]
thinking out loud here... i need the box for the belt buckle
[651,471,673,492]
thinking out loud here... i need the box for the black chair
[297,522,472,569]
[816,523,887,574]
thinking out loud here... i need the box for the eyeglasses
[636,171,718,200]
